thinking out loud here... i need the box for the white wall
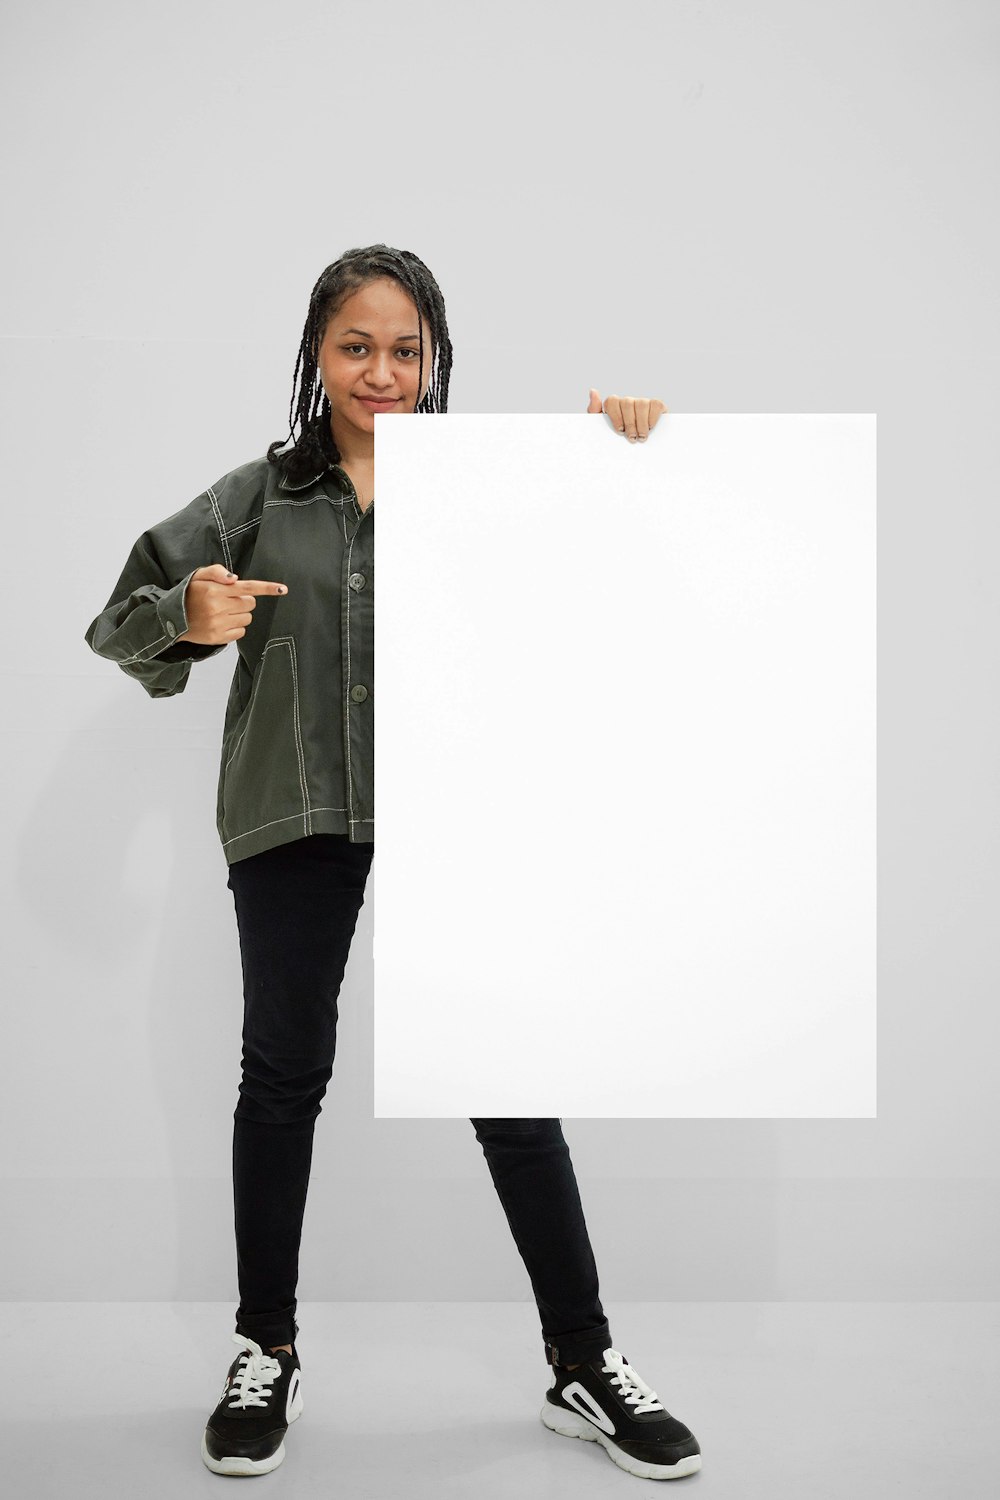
[1,0,997,1302]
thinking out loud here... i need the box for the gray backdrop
[1,0,996,1306]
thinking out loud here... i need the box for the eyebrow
[342,327,422,341]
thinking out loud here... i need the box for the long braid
[267,244,453,486]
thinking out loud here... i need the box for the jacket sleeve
[84,480,254,700]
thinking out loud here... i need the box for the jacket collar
[275,417,355,493]
[278,456,354,494]
[278,466,329,492]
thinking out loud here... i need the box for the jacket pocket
[219,636,310,851]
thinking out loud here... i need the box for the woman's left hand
[587,388,668,442]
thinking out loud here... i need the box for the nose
[363,352,396,388]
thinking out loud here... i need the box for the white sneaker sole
[201,1387,304,1475]
[540,1401,702,1481]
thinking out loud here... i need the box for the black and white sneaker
[201,1333,304,1476]
[541,1346,702,1481]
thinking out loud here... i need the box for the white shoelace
[224,1333,283,1410]
[600,1348,665,1414]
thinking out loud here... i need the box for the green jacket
[85,452,373,864]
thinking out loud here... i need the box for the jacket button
[349,572,366,590]
[350,685,368,703]
[165,620,176,637]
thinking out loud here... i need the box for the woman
[84,244,699,1483]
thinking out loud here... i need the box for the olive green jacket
[84,453,373,864]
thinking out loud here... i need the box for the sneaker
[201,1333,304,1476]
[541,1346,702,1481]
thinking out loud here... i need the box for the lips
[355,396,399,408]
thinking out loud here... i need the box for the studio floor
[3,1300,996,1496]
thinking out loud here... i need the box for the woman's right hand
[176,564,288,645]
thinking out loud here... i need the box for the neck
[337,442,374,469]
[330,415,373,469]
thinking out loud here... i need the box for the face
[316,277,435,452]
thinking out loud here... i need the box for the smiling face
[316,277,435,459]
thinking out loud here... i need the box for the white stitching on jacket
[220,516,264,537]
[221,810,367,846]
[223,810,339,847]
[342,500,365,827]
[221,637,311,843]
[286,634,311,832]
[114,625,171,666]
[222,808,366,847]
[207,486,233,572]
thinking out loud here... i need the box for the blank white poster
[372,414,876,1119]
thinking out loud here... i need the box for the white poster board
[373,414,876,1119]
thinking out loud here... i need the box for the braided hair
[267,243,453,487]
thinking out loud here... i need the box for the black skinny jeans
[226,833,611,1365]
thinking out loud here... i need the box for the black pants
[226,833,611,1365]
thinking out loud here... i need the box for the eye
[343,344,421,359]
